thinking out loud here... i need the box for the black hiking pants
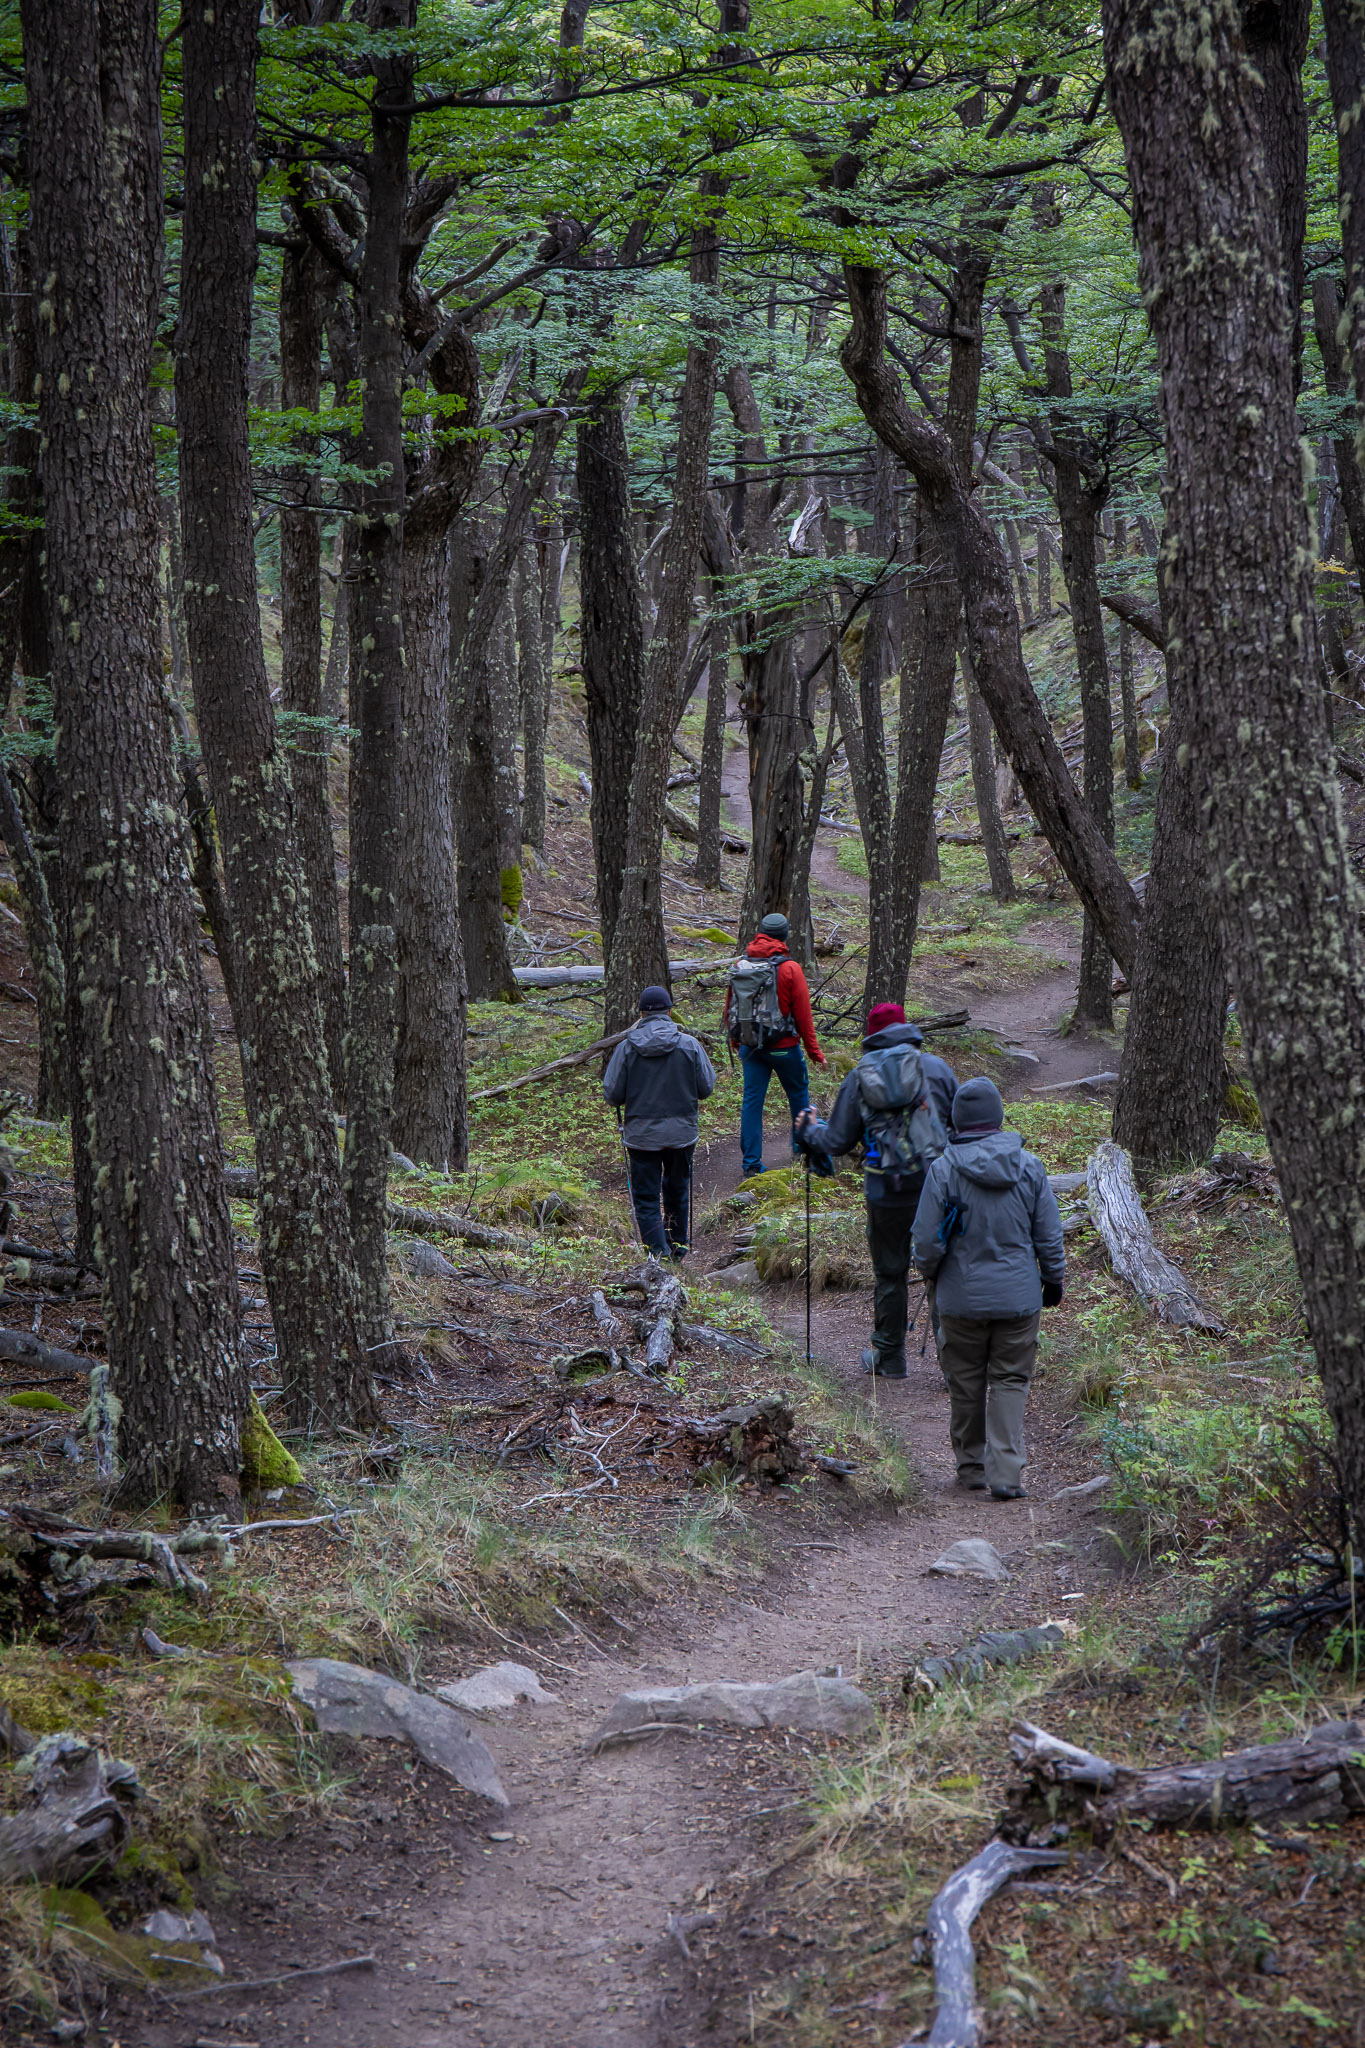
[866,1182,926,1366]
[626,1144,695,1257]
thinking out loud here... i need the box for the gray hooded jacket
[602,1015,716,1149]
[911,1128,1064,1318]
[800,1023,958,1203]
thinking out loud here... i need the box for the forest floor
[4,671,1365,2045]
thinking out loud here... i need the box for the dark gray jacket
[602,1015,716,1149]
[801,1023,958,1203]
[912,1128,1064,1318]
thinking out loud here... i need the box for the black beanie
[639,985,672,1012]
[952,1077,1004,1132]
[758,912,790,941]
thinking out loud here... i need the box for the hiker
[911,1077,1064,1500]
[795,1003,958,1378]
[602,985,715,1259]
[725,912,827,1178]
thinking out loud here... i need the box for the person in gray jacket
[796,1003,957,1378]
[912,1077,1064,1499]
[602,986,716,1258]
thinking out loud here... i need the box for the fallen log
[0,1735,141,1885]
[386,1202,520,1252]
[1007,1716,1365,1835]
[513,957,708,988]
[1085,1140,1225,1332]
[2,1501,229,1596]
[663,801,747,854]
[0,1327,95,1379]
[644,1273,683,1373]
[922,1841,1066,2047]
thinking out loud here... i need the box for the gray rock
[286,1658,509,1806]
[140,1907,222,1974]
[593,1671,875,1748]
[405,1238,459,1281]
[436,1662,559,1714]
[910,1624,1066,1696]
[927,1538,1009,1582]
[705,1259,763,1291]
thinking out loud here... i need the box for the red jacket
[725,934,826,1064]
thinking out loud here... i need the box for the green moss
[113,1837,194,1912]
[0,1665,112,1736]
[3,1389,75,1413]
[500,863,524,918]
[1223,1078,1262,1129]
[239,1396,302,1490]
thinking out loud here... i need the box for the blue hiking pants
[738,1044,810,1178]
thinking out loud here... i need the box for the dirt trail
[121,1107,1105,2048]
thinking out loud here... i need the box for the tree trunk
[22,0,248,1508]
[693,616,729,889]
[961,640,1016,903]
[1311,274,1365,578]
[517,532,547,856]
[576,400,647,960]
[1107,0,1365,1530]
[0,764,66,1122]
[1037,248,1114,1029]
[867,549,960,1002]
[394,519,468,1166]
[178,0,372,1433]
[1112,675,1227,1162]
[279,234,347,1104]
[840,265,1142,982]
[1112,511,1143,792]
[854,446,901,1004]
[1003,515,1034,627]
[1035,517,1052,617]
[459,625,522,1004]
[605,193,724,1032]
[346,1,415,1368]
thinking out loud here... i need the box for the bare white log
[0,1737,141,1884]
[1085,1140,1226,1331]
[923,1840,1066,2047]
[1009,1719,1117,1790]
[591,1289,625,1341]
[644,1274,684,1372]
[385,1202,520,1252]
[512,957,709,988]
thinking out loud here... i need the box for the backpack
[856,1043,948,1196]
[727,952,792,1050]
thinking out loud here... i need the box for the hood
[861,1022,924,1051]
[746,934,789,960]
[627,1015,684,1057]
[948,1128,1024,1187]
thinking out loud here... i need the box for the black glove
[1041,1281,1064,1308]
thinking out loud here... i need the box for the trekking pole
[804,1147,812,1367]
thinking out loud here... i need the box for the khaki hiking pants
[938,1311,1040,1493]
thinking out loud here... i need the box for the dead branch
[385,1202,520,1251]
[470,1029,630,1102]
[644,1273,684,1372]
[170,1953,376,1999]
[924,1840,1066,2047]
[1085,1141,1226,1331]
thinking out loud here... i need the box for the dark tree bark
[1113,651,1227,1165]
[1311,276,1365,578]
[178,0,373,1432]
[840,264,1142,982]
[346,0,416,1365]
[961,639,1016,903]
[1240,0,1311,384]
[1036,516,1053,618]
[1323,0,1365,531]
[604,183,725,1031]
[693,614,729,889]
[1003,514,1034,627]
[279,232,348,1104]
[395,517,468,1163]
[1107,0,1365,1522]
[0,764,65,1121]
[723,365,808,941]
[22,0,248,1508]
[1035,240,1114,1028]
[517,532,548,856]
[577,400,648,961]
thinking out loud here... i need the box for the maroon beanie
[866,1002,906,1037]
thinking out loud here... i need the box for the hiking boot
[990,1486,1027,1500]
[861,1345,907,1379]
[955,1472,988,1492]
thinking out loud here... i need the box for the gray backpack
[727,953,791,1050]
[856,1043,947,1194]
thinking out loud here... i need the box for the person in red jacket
[724,912,827,1177]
